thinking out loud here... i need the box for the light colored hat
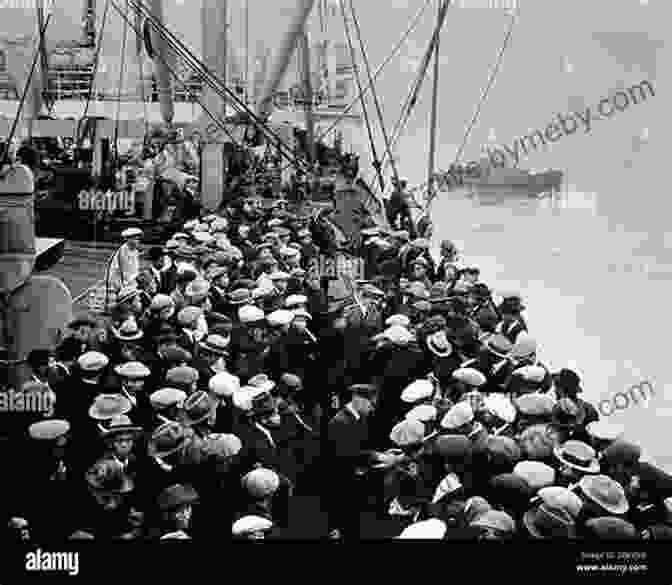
[513,365,547,383]
[513,461,556,491]
[267,310,294,327]
[405,404,438,423]
[440,402,474,430]
[389,419,425,447]
[150,388,187,410]
[400,379,434,404]
[238,305,265,324]
[28,419,70,440]
[185,279,210,300]
[452,367,487,387]
[586,420,624,443]
[510,333,537,359]
[248,374,276,394]
[78,351,109,372]
[114,316,143,340]
[483,394,517,423]
[426,331,452,357]
[470,510,516,534]
[374,325,413,346]
[537,486,583,519]
[241,468,280,498]
[232,516,273,536]
[285,294,308,308]
[161,531,191,540]
[208,372,240,397]
[385,314,410,328]
[203,433,243,459]
[578,474,629,515]
[114,361,151,379]
[397,518,447,539]
[554,440,600,473]
[231,386,257,412]
[177,306,203,327]
[121,227,142,239]
[88,394,132,420]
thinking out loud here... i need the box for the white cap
[385,314,410,328]
[121,227,142,239]
[238,305,265,324]
[397,518,447,539]
[483,394,517,423]
[267,310,294,327]
[208,372,240,397]
[400,379,434,404]
[513,365,546,383]
[452,367,487,387]
[440,402,474,429]
[405,403,438,423]
[232,387,257,411]
[232,515,273,536]
[285,294,308,307]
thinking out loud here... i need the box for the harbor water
[430,169,671,472]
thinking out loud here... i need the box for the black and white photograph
[0,0,669,577]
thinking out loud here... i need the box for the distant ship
[462,157,564,197]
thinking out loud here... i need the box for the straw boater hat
[523,503,576,539]
[426,331,452,357]
[114,361,151,380]
[77,351,109,374]
[577,474,629,515]
[88,394,132,420]
[553,440,600,474]
[99,414,142,439]
[232,516,274,538]
[148,421,193,458]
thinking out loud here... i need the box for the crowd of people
[3,182,672,542]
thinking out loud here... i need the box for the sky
[0,0,668,187]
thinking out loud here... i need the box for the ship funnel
[0,164,36,294]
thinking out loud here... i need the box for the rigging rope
[348,0,400,191]
[0,11,53,167]
[420,9,517,206]
[276,0,433,177]
[79,0,111,145]
[315,0,433,144]
[113,0,130,163]
[379,0,450,180]
[129,0,309,172]
[134,5,149,137]
[338,0,383,191]
[109,0,241,149]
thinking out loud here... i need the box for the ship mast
[256,0,316,119]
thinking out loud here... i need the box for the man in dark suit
[325,384,381,540]
[145,246,169,294]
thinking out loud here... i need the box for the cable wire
[0,11,53,167]
[129,0,309,171]
[338,0,383,190]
